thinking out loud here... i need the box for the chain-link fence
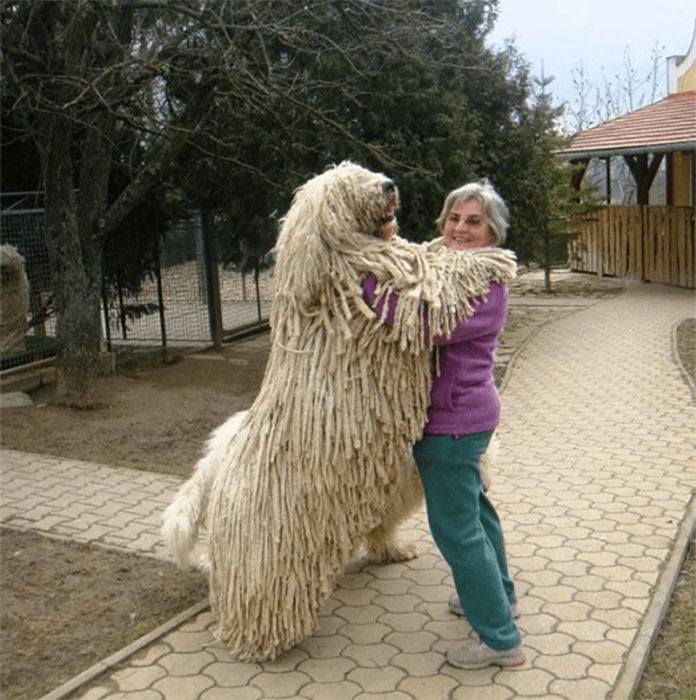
[0,198,56,371]
[0,197,273,373]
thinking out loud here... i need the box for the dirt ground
[0,271,693,699]
[0,334,270,479]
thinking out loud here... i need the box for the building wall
[667,23,695,205]
[677,67,696,91]
[668,22,696,93]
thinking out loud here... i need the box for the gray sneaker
[448,593,519,619]
[446,639,525,670]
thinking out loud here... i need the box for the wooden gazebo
[557,64,695,289]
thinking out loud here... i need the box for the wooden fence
[569,205,695,289]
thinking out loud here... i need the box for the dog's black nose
[383,180,396,194]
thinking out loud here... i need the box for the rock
[0,392,33,408]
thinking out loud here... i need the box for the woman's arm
[432,282,507,346]
[362,273,399,325]
[363,275,506,345]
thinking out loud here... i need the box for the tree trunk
[41,115,103,408]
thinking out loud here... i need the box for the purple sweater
[362,276,507,436]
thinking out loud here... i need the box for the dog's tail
[161,410,248,570]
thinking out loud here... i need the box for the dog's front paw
[367,542,418,564]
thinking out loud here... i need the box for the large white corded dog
[162,161,516,661]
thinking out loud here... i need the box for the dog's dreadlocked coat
[0,244,30,354]
[162,161,516,661]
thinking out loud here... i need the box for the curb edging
[610,494,695,699]
[38,599,210,700]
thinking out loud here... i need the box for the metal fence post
[154,237,167,352]
[198,210,223,348]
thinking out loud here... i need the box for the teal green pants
[413,431,520,650]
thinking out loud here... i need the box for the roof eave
[556,140,696,160]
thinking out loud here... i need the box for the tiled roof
[559,91,696,159]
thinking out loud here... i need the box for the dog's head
[320,161,399,240]
[0,245,27,287]
[280,161,399,250]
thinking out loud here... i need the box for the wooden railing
[569,205,695,289]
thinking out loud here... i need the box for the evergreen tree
[510,74,603,289]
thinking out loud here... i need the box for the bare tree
[2,0,482,406]
[567,43,666,132]
[565,44,667,205]
[3,1,205,404]
[4,0,556,405]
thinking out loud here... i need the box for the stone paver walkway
[1,280,695,700]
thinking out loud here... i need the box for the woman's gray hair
[435,179,509,245]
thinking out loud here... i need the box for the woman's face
[442,198,495,250]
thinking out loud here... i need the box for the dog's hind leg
[365,434,497,564]
[365,458,424,564]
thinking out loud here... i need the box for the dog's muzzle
[381,180,398,224]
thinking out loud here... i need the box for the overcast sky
[486,1,695,113]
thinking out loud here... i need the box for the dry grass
[635,539,696,699]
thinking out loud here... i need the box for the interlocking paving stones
[2,280,694,699]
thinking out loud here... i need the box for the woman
[417,180,523,669]
[364,179,524,670]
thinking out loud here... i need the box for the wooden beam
[666,152,674,205]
